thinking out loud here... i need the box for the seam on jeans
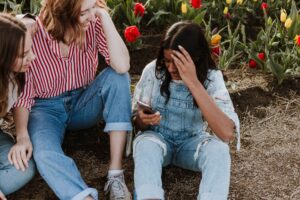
[133,133,167,157]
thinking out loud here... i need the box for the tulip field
[3,0,300,199]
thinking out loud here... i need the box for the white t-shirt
[0,76,18,126]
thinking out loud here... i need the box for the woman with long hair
[0,13,35,200]
[132,21,240,200]
[14,0,132,199]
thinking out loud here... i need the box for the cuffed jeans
[28,68,132,200]
[0,132,35,195]
[133,131,230,200]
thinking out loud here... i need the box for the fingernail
[178,45,183,48]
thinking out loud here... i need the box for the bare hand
[137,106,161,126]
[8,135,33,172]
[0,191,7,200]
[171,45,199,88]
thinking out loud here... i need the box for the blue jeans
[28,68,132,200]
[133,131,230,200]
[0,132,35,195]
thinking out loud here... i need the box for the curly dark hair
[155,21,217,105]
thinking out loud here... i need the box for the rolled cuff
[104,122,132,132]
[13,98,34,110]
[136,184,164,200]
[71,188,98,200]
[198,192,227,200]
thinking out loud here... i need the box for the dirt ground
[8,35,300,200]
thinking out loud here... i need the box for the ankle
[84,195,94,200]
[108,169,123,177]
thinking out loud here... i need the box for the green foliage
[1,0,299,84]
[0,0,41,14]
[246,0,300,83]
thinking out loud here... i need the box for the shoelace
[104,176,126,198]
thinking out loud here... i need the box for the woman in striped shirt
[0,13,36,200]
[14,0,132,199]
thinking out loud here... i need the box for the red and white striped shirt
[15,17,110,110]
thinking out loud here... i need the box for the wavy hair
[40,0,108,45]
[155,21,217,104]
[0,13,26,117]
[40,0,83,44]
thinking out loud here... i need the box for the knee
[202,140,230,165]
[133,137,166,161]
[107,68,130,88]
[33,149,60,168]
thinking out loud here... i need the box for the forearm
[96,9,130,73]
[13,107,30,139]
[189,81,234,142]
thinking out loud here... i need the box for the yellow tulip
[284,17,292,29]
[280,9,287,23]
[236,0,243,5]
[211,34,222,46]
[226,0,232,4]
[252,0,257,2]
[223,7,229,15]
[181,2,187,14]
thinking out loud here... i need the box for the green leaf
[287,0,299,39]
[266,56,284,84]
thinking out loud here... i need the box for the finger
[0,192,7,200]
[21,149,29,168]
[12,150,20,170]
[173,50,187,64]
[178,45,192,62]
[152,116,161,125]
[16,150,26,171]
[27,146,33,162]
[171,54,185,73]
[172,50,187,65]
[8,148,13,165]
[140,112,158,120]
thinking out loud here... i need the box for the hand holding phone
[137,101,155,114]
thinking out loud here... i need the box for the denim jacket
[132,60,240,150]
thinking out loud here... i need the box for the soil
[8,35,300,200]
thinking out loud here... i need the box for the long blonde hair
[0,13,27,117]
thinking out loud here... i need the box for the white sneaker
[104,173,132,200]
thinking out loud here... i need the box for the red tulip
[212,46,221,56]
[261,2,268,10]
[249,59,257,69]
[190,0,202,9]
[124,26,141,43]
[258,52,265,61]
[224,12,231,20]
[295,35,300,47]
[134,3,145,17]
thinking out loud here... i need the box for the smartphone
[137,101,155,114]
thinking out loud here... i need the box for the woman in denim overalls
[132,22,240,200]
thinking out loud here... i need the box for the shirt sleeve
[95,18,110,65]
[14,72,36,110]
[132,61,156,115]
[206,70,241,150]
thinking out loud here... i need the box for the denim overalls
[133,61,239,200]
